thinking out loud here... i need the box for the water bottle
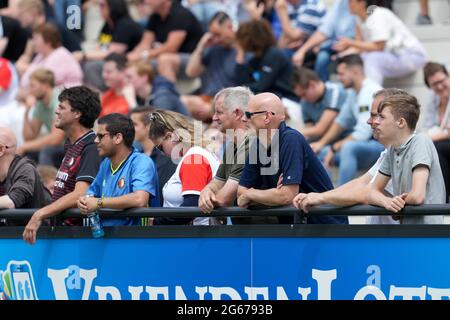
[88,211,104,238]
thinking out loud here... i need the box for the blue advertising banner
[1,237,450,300]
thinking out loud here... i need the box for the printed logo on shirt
[262,66,273,73]
[67,157,75,167]
[359,105,369,113]
[118,178,125,189]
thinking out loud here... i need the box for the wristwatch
[97,197,104,210]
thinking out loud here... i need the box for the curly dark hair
[98,113,135,148]
[236,19,275,57]
[58,86,101,129]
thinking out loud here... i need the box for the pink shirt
[21,47,83,89]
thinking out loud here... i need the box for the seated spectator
[0,57,19,107]
[20,22,83,89]
[422,62,450,202]
[311,54,384,185]
[127,0,203,83]
[237,92,347,225]
[368,94,445,224]
[0,14,30,62]
[274,0,326,58]
[125,59,189,115]
[334,0,426,85]
[100,52,134,118]
[0,127,51,225]
[234,19,296,101]
[292,0,356,81]
[244,0,282,40]
[129,106,177,206]
[294,88,409,225]
[148,109,220,225]
[23,86,102,245]
[17,69,65,167]
[292,67,348,141]
[37,164,57,195]
[77,113,160,226]
[199,87,254,223]
[184,0,226,32]
[182,11,237,121]
[13,0,82,76]
[76,0,144,91]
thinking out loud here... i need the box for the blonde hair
[30,68,55,87]
[148,110,212,149]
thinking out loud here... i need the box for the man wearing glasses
[23,86,102,244]
[77,113,160,226]
[0,127,51,225]
[236,92,347,224]
[422,62,450,202]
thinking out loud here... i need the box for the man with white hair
[199,86,253,221]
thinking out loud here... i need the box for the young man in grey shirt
[368,94,445,224]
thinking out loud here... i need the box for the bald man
[237,93,348,224]
[0,127,51,225]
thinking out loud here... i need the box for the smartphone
[7,261,38,300]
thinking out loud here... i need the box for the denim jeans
[318,139,384,186]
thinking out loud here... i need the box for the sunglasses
[95,132,111,141]
[245,110,275,119]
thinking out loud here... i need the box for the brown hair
[33,23,61,49]
[292,66,321,88]
[377,94,421,130]
[423,62,448,88]
[236,19,275,57]
[29,68,55,87]
[129,106,155,126]
[126,59,154,84]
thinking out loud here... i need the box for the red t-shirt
[100,89,130,117]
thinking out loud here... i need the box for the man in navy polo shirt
[237,92,347,224]
[77,113,160,226]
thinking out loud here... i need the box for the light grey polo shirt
[378,133,445,224]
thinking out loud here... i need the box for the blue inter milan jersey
[87,148,160,226]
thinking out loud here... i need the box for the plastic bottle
[88,211,104,238]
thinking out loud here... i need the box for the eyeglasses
[95,132,111,141]
[245,110,275,119]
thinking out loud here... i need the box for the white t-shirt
[358,7,423,53]
[162,146,221,225]
[366,149,399,224]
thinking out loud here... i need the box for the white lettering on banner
[389,285,427,300]
[42,265,450,300]
[95,286,121,300]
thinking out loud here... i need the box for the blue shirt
[87,148,160,226]
[288,0,326,36]
[318,0,355,47]
[239,122,348,224]
[301,81,348,125]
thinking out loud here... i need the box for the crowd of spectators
[0,0,448,242]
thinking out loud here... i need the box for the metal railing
[0,204,449,220]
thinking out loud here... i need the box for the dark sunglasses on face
[245,110,275,119]
[95,132,111,141]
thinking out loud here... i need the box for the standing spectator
[199,87,254,223]
[422,62,450,202]
[18,69,65,167]
[77,113,160,226]
[237,92,347,225]
[274,0,326,57]
[334,0,427,85]
[77,0,144,91]
[125,59,189,115]
[148,109,220,225]
[292,66,348,141]
[0,127,51,225]
[368,94,445,224]
[311,54,384,185]
[130,106,177,206]
[127,0,203,83]
[182,11,237,121]
[292,0,355,81]
[100,52,134,117]
[20,22,83,89]
[23,86,102,244]
[234,19,296,101]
